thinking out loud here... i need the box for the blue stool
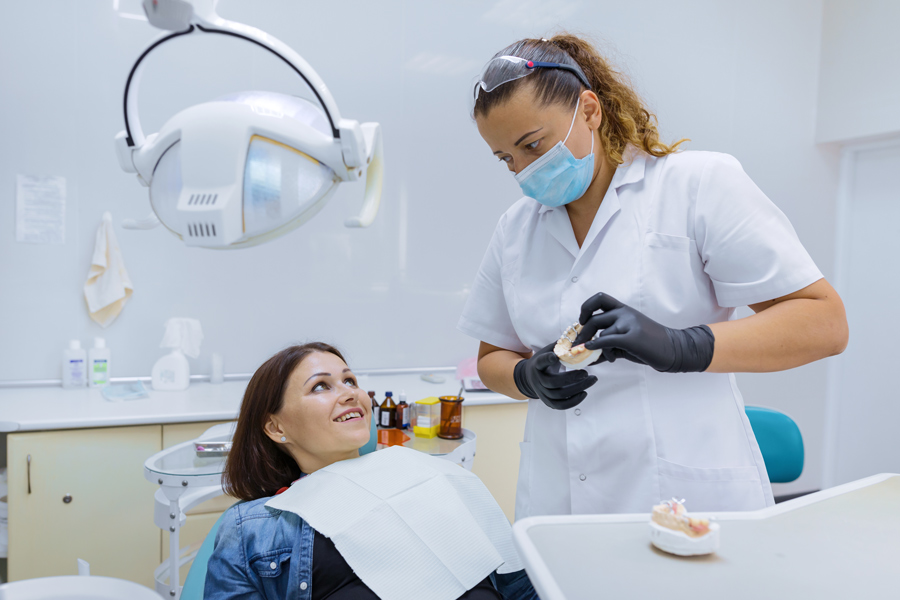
[180,416,378,599]
[744,406,804,484]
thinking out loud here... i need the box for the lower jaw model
[648,498,720,556]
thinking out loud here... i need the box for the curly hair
[473,34,687,165]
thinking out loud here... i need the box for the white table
[512,473,900,600]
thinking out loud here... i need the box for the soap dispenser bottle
[152,349,190,391]
[62,340,87,388]
[151,318,202,391]
[89,337,111,387]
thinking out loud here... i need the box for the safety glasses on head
[474,55,591,100]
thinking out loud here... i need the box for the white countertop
[0,372,520,433]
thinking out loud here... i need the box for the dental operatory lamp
[114,0,383,249]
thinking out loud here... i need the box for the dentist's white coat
[458,148,822,518]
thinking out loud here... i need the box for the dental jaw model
[649,498,720,556]
[554,322,602,368]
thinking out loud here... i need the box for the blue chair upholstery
[359,411,378,456]
[180,416,378,599]
[181,510,227,599]
[744,406,804,483]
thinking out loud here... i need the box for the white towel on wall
[84,212,133,328]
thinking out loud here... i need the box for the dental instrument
[114,0,384,249]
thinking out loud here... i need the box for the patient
[204,342,538,599]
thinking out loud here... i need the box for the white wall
[817,0,900,143]
[826,142,900,486]
[815,0,900,489]
[1,1,838,492]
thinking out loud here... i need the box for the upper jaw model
[554,322,602,367]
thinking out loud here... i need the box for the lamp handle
[123,213,162,230]
[121,17,344,148]
[345,123,384,228]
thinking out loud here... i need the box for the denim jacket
[204,498,539,600]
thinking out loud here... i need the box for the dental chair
[744,406,804,484]
[146,420,476,599]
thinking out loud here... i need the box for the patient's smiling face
[264,351,371,474]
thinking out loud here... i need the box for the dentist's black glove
[513,342,598,410]
[573,293,715,373]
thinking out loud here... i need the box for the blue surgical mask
[514,100,595,207]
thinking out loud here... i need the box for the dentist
[458,35,848,518]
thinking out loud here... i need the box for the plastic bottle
[369,391,380,427]
[62,340,87,388]
[397,391,410,429]
[210,352,224,384]
[379,391,397,428]
[88,337,111,388]
[151,349,190,391]
[151,318,201,391]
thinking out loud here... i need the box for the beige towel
[84,212,133,328]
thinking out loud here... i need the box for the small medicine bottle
[379,391,397,428]
[397,391,410,429]
[369,391,379,426]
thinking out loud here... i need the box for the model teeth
[554,322,601,366]
[335,411,361,422]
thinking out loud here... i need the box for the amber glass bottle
[369,391,379,426]
[397,391,410,429]
[379,391,397,428]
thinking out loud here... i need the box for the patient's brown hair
[223,342,346,501]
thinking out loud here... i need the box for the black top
[311,531,502,599]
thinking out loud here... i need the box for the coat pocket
[646,231,693,252]
[251,549,292,578]
[657,457,766,512]
[641,232,708,328]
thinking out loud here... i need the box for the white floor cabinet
[5,421,230,587]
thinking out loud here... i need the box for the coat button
[571,276,579,283]
[270,561,277,570]
[574,409,581,416]
[300,582,308,590]
[579,474,586,481]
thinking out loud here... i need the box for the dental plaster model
[554,322,602,367]
[648,498,720,556]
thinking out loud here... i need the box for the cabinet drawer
[462,403,528,522]
[7,426,161,587]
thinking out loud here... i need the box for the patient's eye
[344,377,357,388]
[312,381,328,392]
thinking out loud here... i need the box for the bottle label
[92,359,109,384]
[67,358,86,386]
[380,412,391,427]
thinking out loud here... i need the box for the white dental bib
[265,446,523,600]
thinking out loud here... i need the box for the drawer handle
[63,494,73,504]
[26,454,31,494]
